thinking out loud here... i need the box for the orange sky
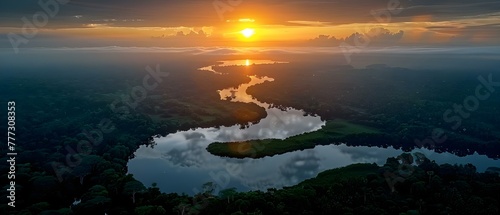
[1,0,500,47]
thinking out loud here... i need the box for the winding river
[128,60,500,194]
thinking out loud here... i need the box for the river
[128,59,500,194]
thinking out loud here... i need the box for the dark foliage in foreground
[4,152,500,215]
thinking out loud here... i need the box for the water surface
[199,59,288,75]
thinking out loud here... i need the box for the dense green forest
[1,56,499,214]
[247,64,500,159]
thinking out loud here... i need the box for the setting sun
[241,28,255,38]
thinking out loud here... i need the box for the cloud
[306,28,404,47]
[152,29,209,39]
[2,46,500,58]
[149,29,226,47]
[2,0,500,28]
[286,20,332,26]
[399,1,500,20]
[0,0,219,28]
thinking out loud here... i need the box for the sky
[1,0,500,48]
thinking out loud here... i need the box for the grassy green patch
[207,120,384,158]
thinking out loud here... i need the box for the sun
[241,28,255,38]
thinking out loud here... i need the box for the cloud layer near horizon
[1,0,499,47]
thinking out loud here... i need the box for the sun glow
[241,28,255,38]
